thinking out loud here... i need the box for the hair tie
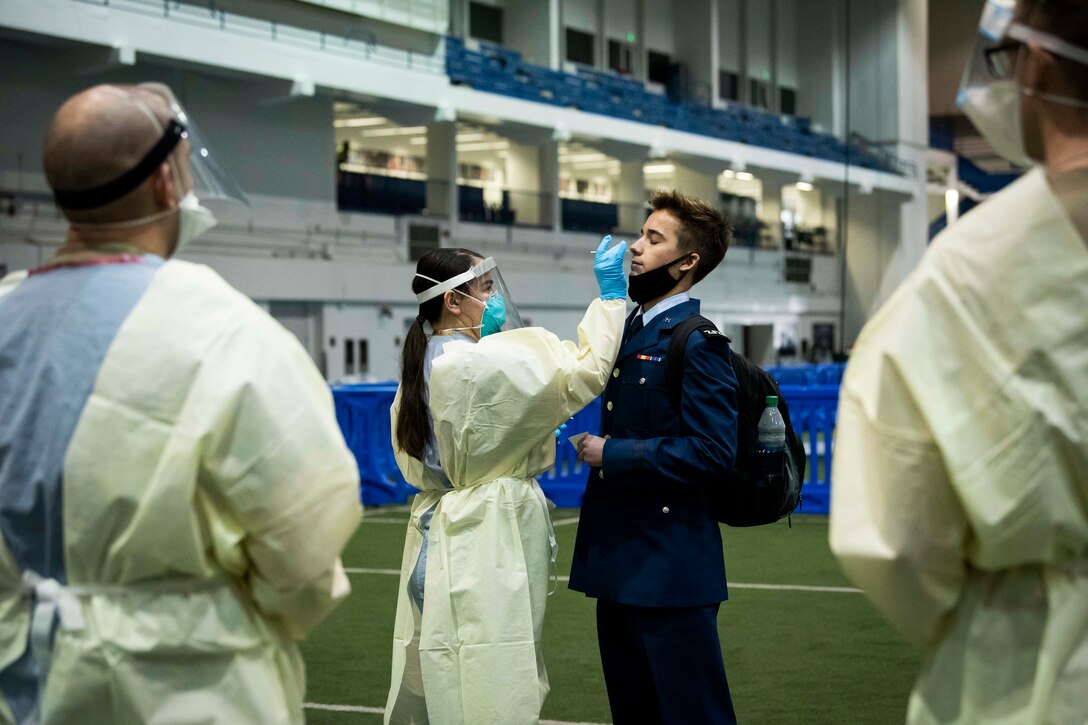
[415,314,426,325]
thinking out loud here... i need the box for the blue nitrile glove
[594,235,628,301]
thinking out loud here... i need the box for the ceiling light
[333,117,389,128]
[457,141,509,152]
[360,125,428,137]
[560,153,608,163]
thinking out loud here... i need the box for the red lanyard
[29,254,147,277]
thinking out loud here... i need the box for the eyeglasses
[984,41,1023,80]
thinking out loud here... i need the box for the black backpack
[666,316,805,526]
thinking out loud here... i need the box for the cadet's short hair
[649,189,732,284]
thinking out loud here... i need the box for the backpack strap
[665,315,730,410]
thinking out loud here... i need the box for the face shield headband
[974,0,1088,103]
[414,257,498,304]
[414,256,525,334]
[54,83,249,215]
[52,119,187,210]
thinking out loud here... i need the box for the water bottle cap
[765,395,778,407]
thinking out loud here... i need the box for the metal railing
[73,0,445,74]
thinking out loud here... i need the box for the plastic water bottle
[757,395,786,453]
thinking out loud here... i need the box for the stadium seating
[445,37,903,175]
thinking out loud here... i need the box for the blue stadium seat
[443,37,901,173]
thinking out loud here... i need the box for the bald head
[44,84,183,223]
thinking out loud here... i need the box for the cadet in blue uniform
[570,190,739,725]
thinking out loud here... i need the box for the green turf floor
[300,510,921,724]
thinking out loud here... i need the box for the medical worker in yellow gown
[384,239,628,724]
[831,2,1088,722]
[0,83,362,724]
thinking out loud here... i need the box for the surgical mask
[957,1,1088,167]
[440,291,506,338]
[628,253,691,306]
[958,81,1033,168]
[175,190,218,253]
[478,293,506,337]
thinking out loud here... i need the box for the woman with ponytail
[385,238,629,724]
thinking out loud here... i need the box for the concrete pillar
[597,0,607,71]
[738,0,749,105]
[540,140,561,231]
[796,0,844,136]
[672,164,718,206]
[672,0,714,103]
[768,0,778,113]
[551,0,563,70]
[635,0,646,82]
[759,170,792,249]
[506,1,554,66]
[426,122,457,219]
[506,141,543,227]
[617,160,645,235]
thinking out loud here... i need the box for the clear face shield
[144,82,249,208]
[56,83,247,251]
[957,0,1088,167]
[415,257,525,338]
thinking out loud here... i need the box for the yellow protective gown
[385,297,625,725]
[0,259,362,724]
[830,167,1088,724]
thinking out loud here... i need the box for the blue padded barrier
[332,383,604,508]
[778,385,838,515]
[765,363,846,388]
[333,374,840,514]
[332,383,412,506]
[536,402,603,507]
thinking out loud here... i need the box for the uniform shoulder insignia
[698,328,732,343]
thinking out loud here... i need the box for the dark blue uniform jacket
[569,299,739,607]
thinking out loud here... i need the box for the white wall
[563,0,598,33]
[777,0,799,91]
[0,37,335,201]
[505,1,553,65]
[603,0,638,45]
[795,0,842,134]
[928,0,985,116]
[718,0,740,74]
[847,0,900,142]
[842,188,904,344]
[671,0,715,102]
[643,0,675,57]
[746,0,772,89]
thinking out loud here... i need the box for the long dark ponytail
[396,247,482,459]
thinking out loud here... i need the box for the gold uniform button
[599,470,605,479]
[639,377,646,385]
[606,401,614,411]
[612,368,620,378]
[662,506,670,514]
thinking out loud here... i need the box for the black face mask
[628,253,692,306]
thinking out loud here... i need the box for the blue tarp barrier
[333,374,840,515]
